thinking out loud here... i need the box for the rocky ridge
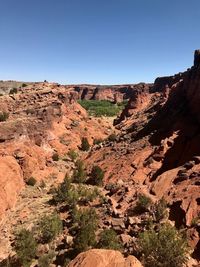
[0,81,152,103]
[84,50,200,261]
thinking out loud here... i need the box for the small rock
[184,161,195,170]
[128,216,141,225]
[120,234,133,246]
[111,218,125,231]
[66,235,73,245]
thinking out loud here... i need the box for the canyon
[0,50,200,266]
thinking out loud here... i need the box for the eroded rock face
[0,156,24,218]
[0,85,116,219]
[84,50,200,256]
[0,81,152,103]
[67,249,143,267]
[114,83,151,125]
[73,83,152,103]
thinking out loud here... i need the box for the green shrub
[89,165,104,186]
[68,149,78,161]
[153,198,168,222]
[93,138,103,145]
[22,83,27,87]
[97,229,122,250]
[108,133,117,142]
[138,223,189,267]
[9,88,18,94]
[14,229,37,267]
[80,137,90,151]
[117,100,128,107]
[135,194,152,213]
[52,176,80,208]
[72,160,87,183]
[52,176,72,204]
[52,153,59,161]
[38,251,55,267]
[39,213,63,243]
[64,188,79,208]
[73,208,98,253]
[26,177,37,186]
[0,111,9,122]
[77,185,99,204]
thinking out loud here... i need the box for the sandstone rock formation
[84,50,200,259]
[1,50,200,265]
[0,85,115,220]
[0,156,23,219]
[0,80,152,103]
[67,249,143,267]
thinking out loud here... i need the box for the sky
[0,0,200,85]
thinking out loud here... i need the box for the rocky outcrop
[67,249,143,267]
[0,81,152,103]
[0,86,116,220]
[72,83,152,103]
[114,83,151,125]
[84,50,200,258]
[0,156,24,218]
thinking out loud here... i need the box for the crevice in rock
[169,201,186,228]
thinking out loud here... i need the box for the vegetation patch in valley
[78,100,128,117]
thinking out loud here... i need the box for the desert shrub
[39,213,63,243]
[138,223,189,267]
[26,177,37,186]
[52,176,81,208]
[38,251,55,267]
[93,138,103,145]
[0,111,9,122]
[72,160,87,183]
[74,223,96,253]
[14,229,37,267]
[52,153,59,161]
[22,83,27,87]
[97,229,122,250]
[105,183,120,194]
[68,149,78,161]
[52,176,72,204]
[89,165,104,186]
[80,137,90,151]
[153,198,168,222]
[9,87,18,94]
[108,133,117,142]
[65,188,79,208]
[117,100,128,107]
[135,194,152,213]
[73,208,98,253]
[77,185,99,204]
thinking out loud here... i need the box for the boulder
[67,249,143,267]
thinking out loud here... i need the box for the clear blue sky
[0,0,200,84]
